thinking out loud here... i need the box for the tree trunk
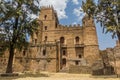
[6,44,14,73]
[5,16,18,73]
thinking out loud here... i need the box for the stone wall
[69,65,91,74]
[0,7,100,73]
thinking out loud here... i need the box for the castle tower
[38,6,59,72]
[83,15,100,66]
[39,6,58,42]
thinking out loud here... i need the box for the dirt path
[13,72,120,80]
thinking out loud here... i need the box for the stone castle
[0,6,100,73]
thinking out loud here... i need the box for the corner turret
[83,14,100,66]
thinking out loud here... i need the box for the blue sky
[39,0,118,50]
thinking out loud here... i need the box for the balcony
[75,44,84,47]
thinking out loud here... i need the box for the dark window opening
[78,54,82,58]
[75,36,79,44]
[75,61,79,65]
[45,36,47,41]
[60,37,65,44]
[43,49,46,56]
[35,39,37,43]
[55,23,57,28]
[45,26,47,30]
[44,15,47,20]
[63,50,66,56]
[23,50,26,56]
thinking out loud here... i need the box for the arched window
[78,54,82,58]
[75,36,79,44]
[23,50,26,56]
[44,15,47,20]
[75,61,79,65]
[45,36,47,41]
[63,50,66,56]
[45,26,47,30]
[43,49,46,56]
[35,39,37,44]
[60,37,65,44]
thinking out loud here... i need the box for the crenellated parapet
[57,24,82,30]
[40,5,54,10]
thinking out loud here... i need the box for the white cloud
[39,0,68,20]
[73,6,85,23]
[72,0,79,5]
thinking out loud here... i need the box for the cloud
[72,0,79,5]
[39,0,68,20]
[73,6,85,24]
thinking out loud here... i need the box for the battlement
[57,24,82,30]
[40,5,54,10]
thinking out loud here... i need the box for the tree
[82,0,120,43]
[0,0,40,73]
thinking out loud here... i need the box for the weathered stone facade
[0,7,100,73]
[101,41,120,75]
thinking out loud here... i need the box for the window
[44,15,47,20]
[75,61,79,65]
[43,49,46,56]
[55,23,57,28]
[35,39,37,44]
[45,26,47,30]
[45,36,47,41]
[60,37,65,44]
[78,54,82,58]
[75,36,79,44]
[23,50,26,56]
[63,50,66,56]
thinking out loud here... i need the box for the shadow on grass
[0,73,49,80]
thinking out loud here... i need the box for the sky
[39,0,118,50]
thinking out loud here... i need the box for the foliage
[82,0,120,39]
[0,0,40,73]
[0,0,40,51]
